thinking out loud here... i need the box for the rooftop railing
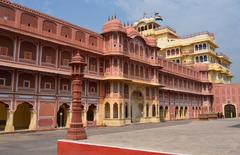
[178,31,214,39]
[155,26,177,33]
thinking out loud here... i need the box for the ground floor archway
[13,102,32,130]
[224,104,236,118]
[0,102,8,131]
[87,104,96,122]
[159,106,164,121]
[164,106,168,120]
[131,91,144,123]
[57,104,69,128]
[175,107,179,119]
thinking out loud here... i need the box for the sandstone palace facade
[0,0,213,132]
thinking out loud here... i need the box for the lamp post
[66,51,87,140]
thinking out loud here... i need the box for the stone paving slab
[82,119,240,155]
[1,119,240,155]
[0,120,191,155]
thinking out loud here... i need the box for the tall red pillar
[66,51,87,140]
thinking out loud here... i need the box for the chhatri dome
[102,16,126,33]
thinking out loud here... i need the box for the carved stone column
[66,51,87,140]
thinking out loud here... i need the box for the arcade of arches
[0,102,37,132]
[102,89,202,126]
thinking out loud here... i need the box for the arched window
[176,48,179,55]
[200,56,203,62]
[113,103,118,118]
[176,59,180,64]
[152,104,156,117]
[195,45,198,51]
[196,56,199,63]
[149,24,152,29]
[203,43,207,50]
[199,44,203,50]
[104,103,110,118]
[124,62,128,75]
[204,55,208,62]
[167,50,170,56]
[89,57,97,72]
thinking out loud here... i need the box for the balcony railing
[0,55,14,61]
[19,58,36,64]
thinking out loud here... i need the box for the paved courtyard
[1,119,240,155]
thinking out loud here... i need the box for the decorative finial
[143,12,147,18]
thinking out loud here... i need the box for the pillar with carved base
[66,51,87,140]
[4,110,14,132]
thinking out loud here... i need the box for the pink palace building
[0,0,224,133]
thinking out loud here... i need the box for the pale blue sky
[12,0,240,83]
